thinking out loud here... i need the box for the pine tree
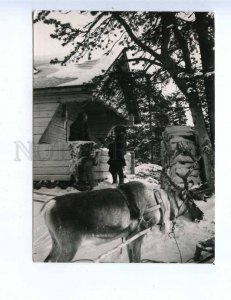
[34,11,214,187]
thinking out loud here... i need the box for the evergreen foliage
[34,11,214,186]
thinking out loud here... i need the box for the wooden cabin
[33,85,134,182]
[33,85,127,145]
[33,52,139,181]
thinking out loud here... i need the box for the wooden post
[130,151,135,174]
[146,74,154,163]
[129,114,134,126]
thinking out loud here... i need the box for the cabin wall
[33,143,71,181]
[39,104,67,143]
[34,92,127,145]
[33,88,130,182]
[33,87,92,144]
[33,101,59,144]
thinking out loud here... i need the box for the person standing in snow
[107,125,127,185]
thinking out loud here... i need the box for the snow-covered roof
[34,49,141,123]
[34,49,125,89]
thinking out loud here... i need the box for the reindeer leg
[126,232,144,263]
[44,231,60,262]
[56,230,82,263]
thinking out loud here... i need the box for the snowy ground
[33,164,215,263]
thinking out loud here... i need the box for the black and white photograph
[33,11,215,263]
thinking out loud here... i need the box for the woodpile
[69,141,103,189]
[33,141,134,190]
[66,142,133,190]
[161,126,202,190]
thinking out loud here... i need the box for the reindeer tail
[40,198,56,215]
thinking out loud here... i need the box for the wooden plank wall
[33,143,71,181]
[33,102,60,144]
[33,143,134,181]
[34,97,127,144]
[39,104,67,143]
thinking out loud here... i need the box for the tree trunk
[187,92,214,188]
[146,75,154,163]
[195,12,215,148]
[163,57,214,188]
[113,12,214,188]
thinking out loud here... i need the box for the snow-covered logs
[161,126,202,190]
[69,141,104,189]
[69,141,133,190]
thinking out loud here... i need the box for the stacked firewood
[69,141,101,190]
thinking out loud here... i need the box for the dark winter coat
[107,138,126,167]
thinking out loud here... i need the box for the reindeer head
[162,169,206,222]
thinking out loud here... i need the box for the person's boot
[111,172,118,184]
[119,177,124,185]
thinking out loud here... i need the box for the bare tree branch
[161,14,171,56]
[83,12,108,33]
[171,15,192,71]
[124,58,162,67]
[112,12,163,64]
[112,12,186,76]
[106,31,126,54]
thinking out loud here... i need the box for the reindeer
[41,177,205,263]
